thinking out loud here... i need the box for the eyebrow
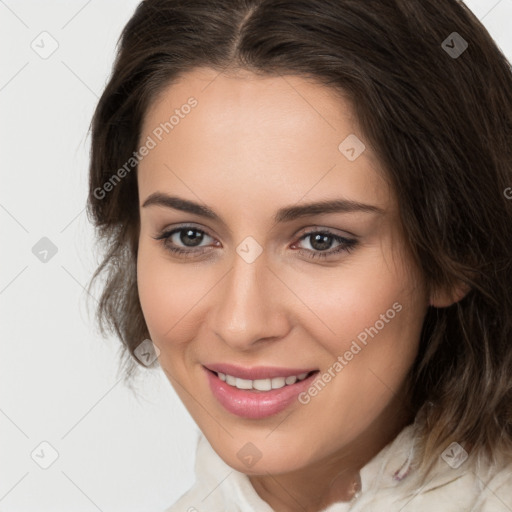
[142,192,384,223]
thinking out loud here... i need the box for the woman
[87,0,512,510]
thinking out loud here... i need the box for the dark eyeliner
[153,226,358,260]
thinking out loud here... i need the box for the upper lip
[204,363,318,380]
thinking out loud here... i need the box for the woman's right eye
[153,226,217,258]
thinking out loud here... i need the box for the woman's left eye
[153,226,358,260]
[293,231,358,260]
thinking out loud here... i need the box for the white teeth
[253,378,272,391]
[271,377,286,389]
[218,371,311,391]
[235,378,253,390]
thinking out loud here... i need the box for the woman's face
[136,67,429,474]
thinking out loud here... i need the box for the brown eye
[154,225,216,258]
[293,230,358,260]
[176,228,206,247]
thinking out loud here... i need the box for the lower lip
[204,367,318,419]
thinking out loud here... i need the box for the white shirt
[164,424,512,511]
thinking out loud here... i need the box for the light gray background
[1,1,511,511]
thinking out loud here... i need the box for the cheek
[136,242,192,344]
[137,244,167,337]
[286,249,419,351]
[136,240,221,365]
[293,291,423,455]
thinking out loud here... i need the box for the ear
[429,280,471,308]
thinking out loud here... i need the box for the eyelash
[153,225,358,261]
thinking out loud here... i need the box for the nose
[208,250,291,351]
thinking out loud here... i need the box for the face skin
[136,67,431,511]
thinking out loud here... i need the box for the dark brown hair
[87,0,512,479]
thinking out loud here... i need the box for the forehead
[142,67,363,153]
[138,67,392,213]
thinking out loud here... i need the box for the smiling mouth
[204,365,320,419]
[208,368,319,391]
